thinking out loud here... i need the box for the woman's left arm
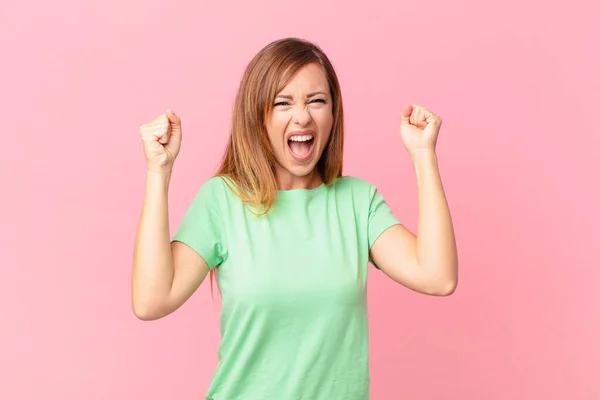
[369,104,458,296]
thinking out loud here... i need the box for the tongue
[289,140,311,157]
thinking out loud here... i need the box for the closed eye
[274,99,326,106]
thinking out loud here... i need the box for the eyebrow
[275,91,329,99]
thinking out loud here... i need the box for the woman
[132,37,458,399]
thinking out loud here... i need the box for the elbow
[132,299,163,321]
[437,280,457,296]
[426,273,458,296]
[434,276,458,296]
[133,307,154,321]
[428,261,458,296]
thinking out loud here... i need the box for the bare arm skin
[131,110,209,321]
[131,170,209,320]
[369,104,458,296]
[370,151,458,296]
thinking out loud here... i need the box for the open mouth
[287,134,315,162]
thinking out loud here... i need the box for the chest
[217,198,370,303]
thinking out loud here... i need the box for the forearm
[412,151,458,291]
[132,171,175,315]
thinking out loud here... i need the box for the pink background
[1,0,598,398]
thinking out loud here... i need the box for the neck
[276,168,322,191]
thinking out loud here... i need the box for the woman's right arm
[131,110,209,321]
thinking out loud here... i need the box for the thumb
[400,104,413,125]
[166,109,182,133]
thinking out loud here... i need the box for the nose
[292,104,312,126]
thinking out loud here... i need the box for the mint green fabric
[172,176,401,399]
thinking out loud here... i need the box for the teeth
[289,135,313,142]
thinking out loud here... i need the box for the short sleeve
[367,187,402,250]
[171,178,227,270]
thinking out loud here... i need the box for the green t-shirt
[172,175,401,399]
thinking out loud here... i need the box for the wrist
[146,168,172,189]
[409,150,439,182]
[409,149,437,164]
[147,167,173,175]
[146,161,174,177]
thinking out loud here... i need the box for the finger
[421,108,434,121]
[413,105,429,129]
[400,104,413,124]
[166,109,180,126]
[426,113,437,125]
[410,106,422,127]
[158,123,171,144]
[410,105,420,125]
[409,105,417,125]
[166,109,182,140]
[140,120,170,143]
[140,115,168,132]
[419,106,440,126]
[148,114,168,125]
[140,128,166,143]
[418,114,428,129]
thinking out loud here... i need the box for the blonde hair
[210,37,345,293]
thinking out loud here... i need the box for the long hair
[209,37,345,294]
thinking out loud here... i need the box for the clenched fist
[139,109,182,173]
[400,104,442,158]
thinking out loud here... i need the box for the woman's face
[265,63,333,190]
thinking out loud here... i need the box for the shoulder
[196,175,238,197]
[189,175,239,211]
[332,175,378,196]
[197,175,225,192]
[332,175,395,211]
[328,176,383,210]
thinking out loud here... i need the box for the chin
[286,162,318,177]
[274,144,325,182]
